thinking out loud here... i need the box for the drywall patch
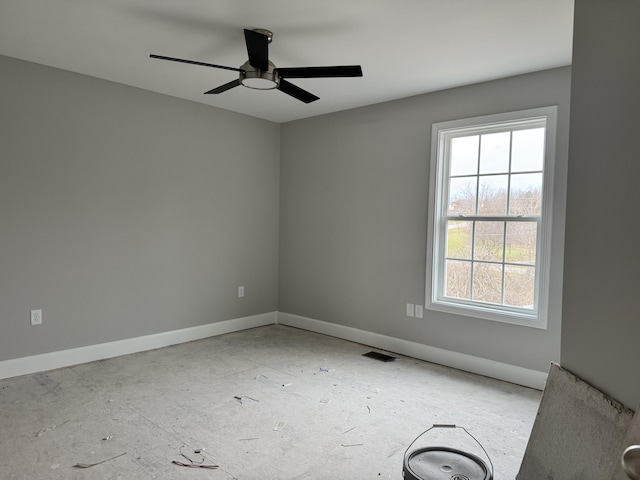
[517,362,633,480]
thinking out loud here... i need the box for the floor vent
[362,351,395,362]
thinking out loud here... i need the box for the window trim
[425,106,558,329]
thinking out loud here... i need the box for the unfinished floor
[0,325,541,479]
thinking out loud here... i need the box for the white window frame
[425,106,557,329]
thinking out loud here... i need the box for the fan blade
[244,29,269,71]
[277,79,319,104]
[277,65,362,78]
[204,79,241,95]
[150,54,243,73]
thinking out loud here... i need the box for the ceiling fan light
[240,61,279,90]
[241,74,279,90]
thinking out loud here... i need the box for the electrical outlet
[238,286,245,298]
[415,305,424,319]
[406,303,415,317]
[30,309,42,326]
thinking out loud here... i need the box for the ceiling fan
[150,28,363,104]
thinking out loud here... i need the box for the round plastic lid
[404,447,492,480]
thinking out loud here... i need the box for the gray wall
[279,67,571,373]
[0,55,280,361]
[562,0,640,409]
[0,52,576,382]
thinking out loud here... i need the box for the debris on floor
[341,443,364,447]
[233,395,259,404]
[35,420,69,438]
[171,460,218,470]
[35,426,56,438]
[273,421,285,431]
[102,435,114,441]
[171,446,218,469]
[171,460,218,469]
[386,446,404,458]
[73,451,127,468]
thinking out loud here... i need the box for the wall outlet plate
[30,309,42,326]
[406,303,415,317]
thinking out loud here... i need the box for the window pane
[450,135,479,176]
[478,174,508,215]
[479,132,510,174]
[505,222,537,265]
[504,265,535,308]
[474,221,504,262]
[444,259,471,300]
[472,262,503,304]
[509,173,543,215]
[446,221,472,259]
[511,128,544,172]
[429,107,555,324]
[448,177,477,215]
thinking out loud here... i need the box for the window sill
[425,300,547,329]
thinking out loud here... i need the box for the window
[426,107,557,328]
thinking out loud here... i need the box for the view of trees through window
[442,127,544,309]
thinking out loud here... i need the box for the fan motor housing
[240,60,279,90]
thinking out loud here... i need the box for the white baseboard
[0,312,276,380]
[277,312,547,390]
[0,311,546,390]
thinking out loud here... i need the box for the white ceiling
[0,0,574,123]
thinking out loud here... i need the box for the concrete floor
[0,325,541,479]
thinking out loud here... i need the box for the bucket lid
[404,447,492,480]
